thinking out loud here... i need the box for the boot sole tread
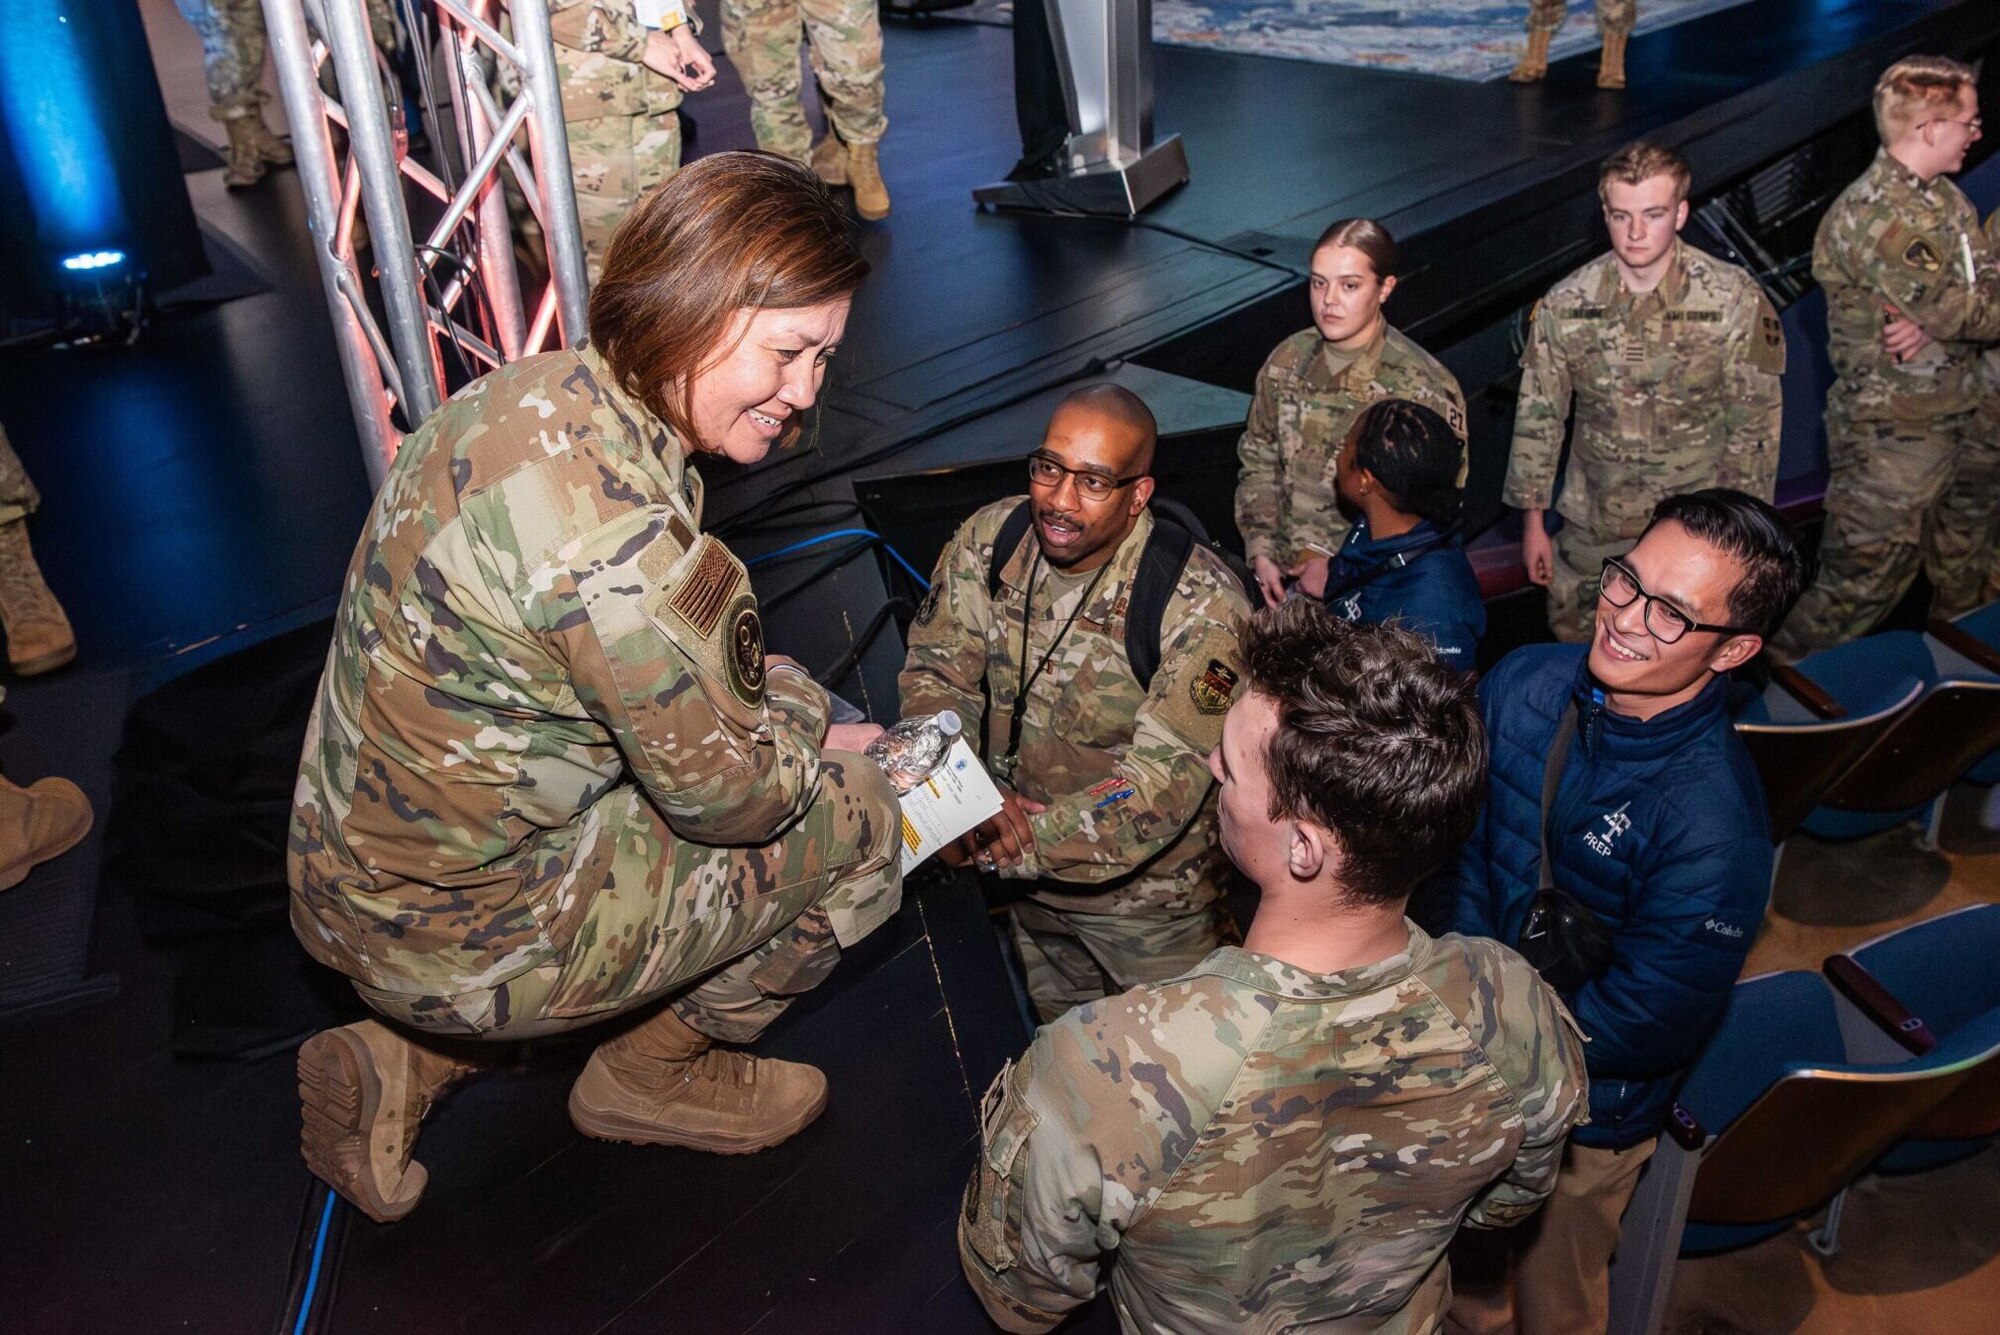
[299,1030,422,1223]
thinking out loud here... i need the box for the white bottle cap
[935,709,962,736]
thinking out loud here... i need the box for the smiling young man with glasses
[899,385,1253,1021]
[1771,54,2000,660]
[1442,489,1809,1335]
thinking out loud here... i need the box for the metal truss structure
[262,0,591,487]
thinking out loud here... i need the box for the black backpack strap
[1540,703,1579,893]
[986,500,1036,598]
[1126,517,1196,691]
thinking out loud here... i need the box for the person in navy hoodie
[1443,488,1809,1335]
[1324,399,1487,669]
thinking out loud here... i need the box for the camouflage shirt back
[898,501,1250,915]
[959,929,1590,1334]
[290,346,833,995]
[1813,149,2000,420]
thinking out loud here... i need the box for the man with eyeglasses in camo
[899,385,1252,1021]
[1442,488,1810,1335]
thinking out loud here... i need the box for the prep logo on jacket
[1582,802,1632,857]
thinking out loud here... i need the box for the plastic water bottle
[866,710,963,794]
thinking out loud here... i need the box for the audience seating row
[1602,904,2000,1335]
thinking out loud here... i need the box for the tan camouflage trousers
[1524,0,1637,37]
[175,0,396,121]
[1545,526,1631,645]
[1771,406,1996,660]
[354,757,903,1045]
[0,425,41,528]
[722,0,887,161]
[569,109,682,282]
[1006,898,1232,1024]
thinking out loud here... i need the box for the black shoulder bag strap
[1539,702,1578,894]
[1520,700,1616,994]
[1314,524,1458,608]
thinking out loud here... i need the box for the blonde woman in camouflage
[289,154,902,1223]
[1236,218,1468,609]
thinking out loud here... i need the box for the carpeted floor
[932,0,1758,81]
[1661,807,2000,1333]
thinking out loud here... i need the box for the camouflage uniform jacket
[290,345,840,996]
[548,0,690,123]
[1814,150,2000,421]
[959,929,1591,1334]
[1503,240,1785,541]
[898,501,1250,915]
[1236,323,1467,565]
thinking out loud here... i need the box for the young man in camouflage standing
[1771,55,2000,659]
[900,385,1251,1023]
[723,0,891,218]
[958,606,1587,1334]
[1508,141,1785,643]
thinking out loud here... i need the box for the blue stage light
[60,249,125,273]
[0,2,130,261]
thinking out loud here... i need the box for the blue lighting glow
[0,1,130,257]
[60,249,125,272]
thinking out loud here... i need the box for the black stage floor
[5,0,2000,1329]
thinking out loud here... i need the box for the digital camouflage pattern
[0,423,41,528]
[899,501,1250,1015]
[549,0,688,279]
[289,345,902,1041]
[959,930,1590,1334]
[1524,0,1635,37]
[1773,151,2000,658]
[722,0,886,163]
[174,0,396,120]
[1504,240,1785,642]
[1236,323,1467,566]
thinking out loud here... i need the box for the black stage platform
[4,0,2000,1330]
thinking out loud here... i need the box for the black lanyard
[1006,550,1110,760]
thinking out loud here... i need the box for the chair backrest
[1687,1009,2000,1224]
[1820,679,2000,812]
[1734,680,1922,841]
[1848,904,2000,1036]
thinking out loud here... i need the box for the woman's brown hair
[589,151,870,448]
[1312,217,1399,281]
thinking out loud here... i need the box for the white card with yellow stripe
[896,736,1005,874]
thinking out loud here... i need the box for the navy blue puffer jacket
[1450,644,1770,1149]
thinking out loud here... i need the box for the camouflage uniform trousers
[1773,404,1995,659]
[174,0,397,122]
[0,425,41,528]
[722,0,887,162]
[352,756,901,1046]
[1006,897,1235,1025]
[568,99,682,281]
[1546,526,1633,645]
[1525,0,1636,36]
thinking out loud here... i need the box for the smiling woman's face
[685,298,852,464]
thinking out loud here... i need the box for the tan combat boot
[0,774,92,892]
[811,135,849,187]
[847,143,890,221]
[1510,30,1552,83]
[569,1006,829,1153]
[298,1020,478,1223]
[1597,31,1628,89]
[244,108,294,167]
[0,519,75,676]
[223,117,267,189]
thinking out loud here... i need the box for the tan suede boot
[1597,31,1629,89]
[569,1007,829,1153]
[245,108,294,167]
[298,1020,478,1223]
[223,117,267,189]
[0,774,92,892]
[0,519,75,676]
[847,143,890,221]
[1510,30,1552,83]
[811,135,849,187]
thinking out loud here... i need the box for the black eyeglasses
[1599,557,1756,644]
[1026,452,1145,501]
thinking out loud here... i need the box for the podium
[973,0,1188,217]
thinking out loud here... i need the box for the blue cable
[744,528,930,591]
[292,1189,337,1335]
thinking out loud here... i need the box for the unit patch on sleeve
[724,596,766,707]
[1190,659,1240,715]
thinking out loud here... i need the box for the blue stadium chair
[1604,969,2000,1335]
[1924,601,2000,789]
[1734,668,1921,845]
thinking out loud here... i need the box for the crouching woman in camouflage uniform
[289,153,902,1223]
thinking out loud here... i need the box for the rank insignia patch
[1191,659,1240,715]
